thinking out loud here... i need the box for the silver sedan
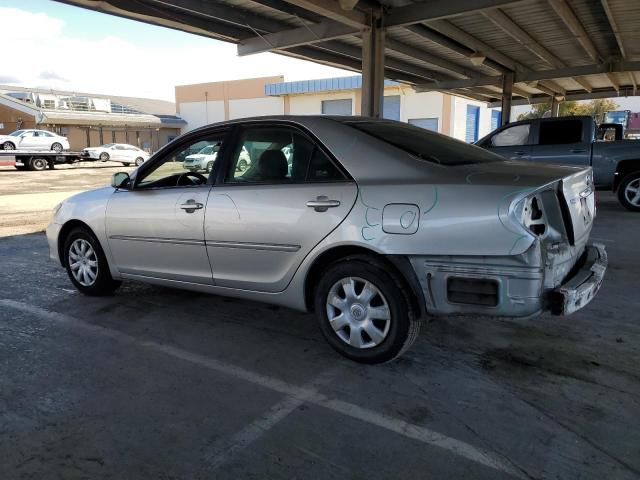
[47,116,607,363]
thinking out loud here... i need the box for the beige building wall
[175,76,284,132]
[451,97,497,142]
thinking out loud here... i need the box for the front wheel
[51,142,63,153]
[63,227,121,295]
[314,257,420,364]
[617,171,640,212]
[3,141,15,150]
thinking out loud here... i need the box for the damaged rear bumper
[550,243,607,315]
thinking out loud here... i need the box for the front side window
[136,133,227,189]
[226,126,345,183]
[344,120,501,166]
[491,124,530,147]
[538,120,583,145]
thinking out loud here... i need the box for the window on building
[491,110,502,131]
[538,120,583,145]
[42,100,56,109]
[321,99,352,115]
[383,95,401,121]
[408,118,439,132]
[465,105,480,143]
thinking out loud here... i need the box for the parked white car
[0,129,70,152]
[183,144,250,172]
[83,143,150,166]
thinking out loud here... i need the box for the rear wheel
[28,157,48,171]
[3,141,15,150]
[206,160,214,173]
[134,157,144,167]
[99,152,109,162]
[63,227,121,295]
[617,171,640,212]
[314,256,420,364]
[51,142,63,153]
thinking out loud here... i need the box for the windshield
[344,120,502,166]
[9,130,24,137]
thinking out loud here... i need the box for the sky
[0,0,351,101]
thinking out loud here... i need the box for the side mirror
[111,172,130,189]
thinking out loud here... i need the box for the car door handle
[180,199,203,212]
[306,197,340,212]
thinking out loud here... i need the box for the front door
[105,132,228,284]
[481,122,532,161]
[18,131,38,149]
[205,125,357,293]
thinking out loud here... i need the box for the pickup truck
[476,115,640,211]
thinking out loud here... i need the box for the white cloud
[0,7,351,102]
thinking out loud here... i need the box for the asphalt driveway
[0,192,638,480]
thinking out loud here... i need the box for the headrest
[257,150,288,179]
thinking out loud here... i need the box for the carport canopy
[56,0,640,124]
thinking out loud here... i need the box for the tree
[517,99,619,121]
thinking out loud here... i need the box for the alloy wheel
[624,178,640,207]
[326,276,391,349]
[69,239,99,287]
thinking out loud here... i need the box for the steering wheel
[176,171,207,186]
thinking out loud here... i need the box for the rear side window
[538,120,583,145]
[344,120,502,166]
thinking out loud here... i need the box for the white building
[175,75,501,143]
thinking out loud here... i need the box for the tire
[206,160,214,173]
[617,171,640,212]
[314,256,420,364]
[238,159,248,171]
[122,162,131,167]
[2,141,15,150]
[51,142,63,153]
[134,157,144,167]
[99,152,110,162]
[63,227,121,296]
[28,157,48,171]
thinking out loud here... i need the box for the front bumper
[550,243,607,315]
[46,221,62,265]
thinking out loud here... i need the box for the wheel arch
[57,219,99,267]
[614,159,640,191]
[303,245,426,318]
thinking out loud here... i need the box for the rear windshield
[344,120,502,166]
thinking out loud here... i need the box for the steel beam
[361,20,385,118]
[548,0,601,62]
[601,0,626,59]
[488,87,639,107]
[238,21,357,55]
[426,19,521,72]
[483,8,564,68]
[385,0,524,28]
[385,37,476,78]
[278,0,368,28]
[415,61,640,90]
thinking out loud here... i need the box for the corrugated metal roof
[52,0,640,106]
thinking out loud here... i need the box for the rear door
[478,122,532,161]
[529,118,591,167]
[204,124,357,292]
